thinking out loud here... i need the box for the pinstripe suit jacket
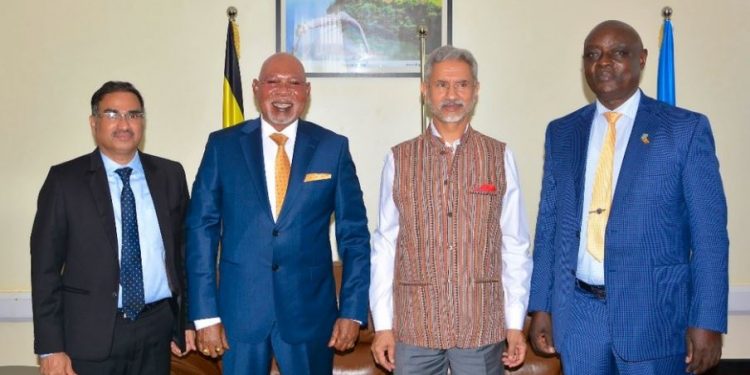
[528,93,729,361]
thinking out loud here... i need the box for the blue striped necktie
[115,167,145,320]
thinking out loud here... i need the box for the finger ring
[202,349,210,354]
[215,347,223,352]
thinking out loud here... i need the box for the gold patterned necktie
[270,133,290,218]
[587,111,621,262]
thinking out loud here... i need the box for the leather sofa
[170,263,561,375]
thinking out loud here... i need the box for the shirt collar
[429,121,471,149]
[100,150,143,176]
[261,118,299,140]
[595,89,641,121]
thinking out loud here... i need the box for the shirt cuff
[504,304,527,331]
[372,311,393,331]
[194,317,221,330]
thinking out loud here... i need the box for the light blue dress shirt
[576,90,641,285]
[101,152,172,306]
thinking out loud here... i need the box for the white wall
[1,0,748,366]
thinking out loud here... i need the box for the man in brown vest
[369,45,533,375]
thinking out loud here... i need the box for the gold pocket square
[304,173,332,182]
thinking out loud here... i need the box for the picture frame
[276,0,453,77]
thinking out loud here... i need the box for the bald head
[252,53,310,130]
[582,20,648,109]
[258,53,306,80]
[585,20,644,51]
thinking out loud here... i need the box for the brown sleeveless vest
[391,127,508,348]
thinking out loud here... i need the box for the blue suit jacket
[186,118,370,344]
[529,94,728,361]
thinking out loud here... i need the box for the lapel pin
[641,133,650,144]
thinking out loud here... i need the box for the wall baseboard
[2,285,749,321]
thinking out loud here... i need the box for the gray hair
[424,45,478,81]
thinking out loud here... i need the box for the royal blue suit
[529,94,728,362]
[186,118,370,366]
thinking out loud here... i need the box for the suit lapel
[277,121,318,223]
[612,95,658,210]
[141,153,173,259]
[87,150,119,257]
[239,119,274,221]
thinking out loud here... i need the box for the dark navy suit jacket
[529,94,729,361]
[31,150,189,359]
[186,118,370,344]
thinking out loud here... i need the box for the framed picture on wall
[276,0,453,77]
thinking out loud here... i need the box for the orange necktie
[270,133,290,217]
[587,111,621,262]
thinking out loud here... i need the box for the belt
[575,279,606,300]
[117,298,170,319]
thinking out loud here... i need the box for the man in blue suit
[186,53,370,374]
[528,20,728,375]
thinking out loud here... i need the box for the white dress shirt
[262,119,298,221]
[576,90,640,285]
[369,124,533,332]
[101,151,172,307]
[194,118,299,330]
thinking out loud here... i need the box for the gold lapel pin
[641,133,650,144]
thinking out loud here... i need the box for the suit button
[272,229,279,237]
[272,264,279,272]
[112,292,118,298]
[575,230,580,238]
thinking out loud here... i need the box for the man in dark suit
[528,20,728,375]
[31,81,195,375]
[186,53,370,374]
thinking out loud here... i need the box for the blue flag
[657,19,675,106]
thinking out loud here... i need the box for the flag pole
[418,25,428,134]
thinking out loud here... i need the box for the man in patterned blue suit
[528,20,728,374]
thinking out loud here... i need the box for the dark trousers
[72,300,174,375]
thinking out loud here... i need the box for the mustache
[112,130,134,137]
[440,99,465,108]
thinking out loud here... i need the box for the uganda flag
[223,18,244,128]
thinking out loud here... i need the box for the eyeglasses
[96,110,145,122]
[257,78,309,91]
[429,80,475,93]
